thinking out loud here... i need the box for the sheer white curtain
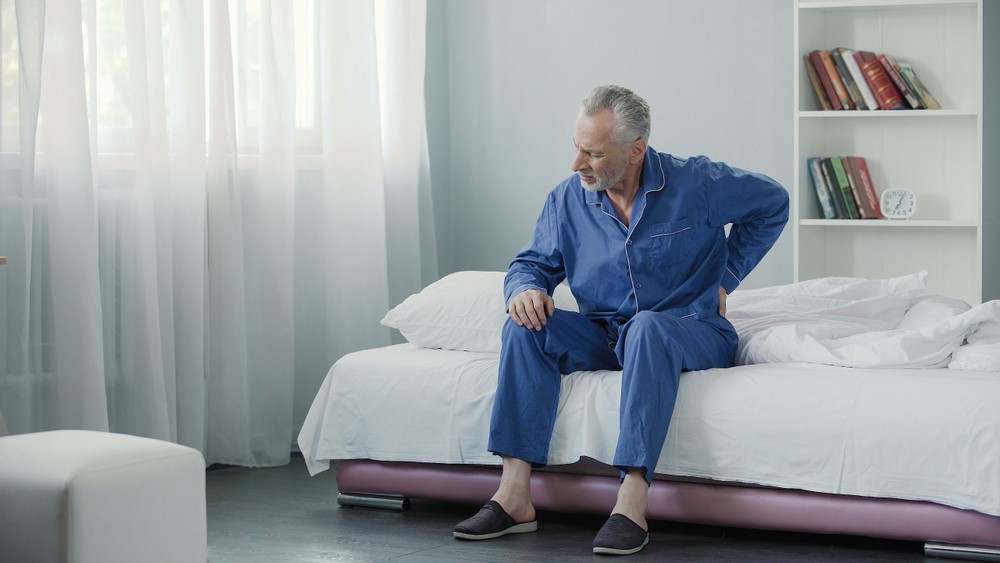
[0,0,435,466]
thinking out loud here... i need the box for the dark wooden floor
[205,455,932,562]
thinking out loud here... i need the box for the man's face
[571,109,630,193]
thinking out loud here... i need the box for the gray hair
[580,85,651,147]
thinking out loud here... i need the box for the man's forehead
[574,111,616,148]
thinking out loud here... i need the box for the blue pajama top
[504,146,789,325]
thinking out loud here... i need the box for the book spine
[830,157,860,219]
[897,68,925,108]
[820,50,854,109]
[804,55,833,110]
[841,157,868,219]
[878,54,923,109]
[897,62,941,110]
[821,158,849,219]
[832,49,867,110]
[807,157,837,219]
[848,157,884,219]
[854,50,877,64]
[808,50,843,111]
[841,49,878,111]
[860,58,906,110]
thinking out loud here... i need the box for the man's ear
[630,138,647,163]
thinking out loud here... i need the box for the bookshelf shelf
[798,109,977,118]
[793,0,991,304]
[799,219,978,228]
[799,0,976,10]
[801,0,975,11]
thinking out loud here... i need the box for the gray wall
[426,0,794,290]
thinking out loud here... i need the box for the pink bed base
[336,459,1000,557]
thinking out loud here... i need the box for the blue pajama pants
[487,309,738,484]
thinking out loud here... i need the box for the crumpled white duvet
[727,271,1000,371]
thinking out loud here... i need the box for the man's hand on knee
[508,289,555,331]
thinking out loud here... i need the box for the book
[838,48,878,111]
[841,157,873,219]
[853,50,877,64]
[804,55,833,110]
[807,157,837,219]
[846,156,884,219]
[840,157,867,219]
[859,55,906,110]
[896,61,941,109]
[808,50,843,110]
[820,158,850,219]
[831,49,868,110]
[878,53,923,109]
[819,50,854,109]
[829,157,860,219]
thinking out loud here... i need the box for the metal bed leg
[925,542,1000,561]
[337,492,411,512]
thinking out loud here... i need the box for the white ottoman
[0,430,206,563]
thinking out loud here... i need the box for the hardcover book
[896,62,941,110]
[859,56,906,110]
[846,157,884,219]
[853,50,877,64]
[819,50,853,109]
[878,53,923,109]
[832,49,868,110]
[829,157,860,219]
[807,157,837,219]
[808,50,843,110]
[804,55,833,110]
[820,158,850,219]
[838,48,877,111]
[842,157,874,219]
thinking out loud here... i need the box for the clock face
[880,189,916,219]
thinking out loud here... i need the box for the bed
[298,271,1000,560]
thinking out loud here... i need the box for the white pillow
[381,271,579,353]
[948,301,1000,372]
[949,342,1000,372]
[896,295,970,330]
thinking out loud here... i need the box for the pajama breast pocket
[647,218,693,269]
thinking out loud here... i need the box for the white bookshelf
[793,0,988,304]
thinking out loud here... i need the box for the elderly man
[453,85,788,555]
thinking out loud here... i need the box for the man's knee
[501,310,615,372]
[501,315,543,345]
[501,308,578,344]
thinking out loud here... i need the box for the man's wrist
[722,267,740,294]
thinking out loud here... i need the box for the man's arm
[504,193,566,329]
[705,162,790,294]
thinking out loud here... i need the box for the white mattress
[298,343,1000,517]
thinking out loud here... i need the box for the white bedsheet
[727,272,1000,370]
[298,343,1000,517]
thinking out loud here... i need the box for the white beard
[580,165,626,193]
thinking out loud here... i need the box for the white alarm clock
[879,188,917,220]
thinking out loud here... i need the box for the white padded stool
[0,430,206,563]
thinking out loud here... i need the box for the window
[0,0,324,156]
